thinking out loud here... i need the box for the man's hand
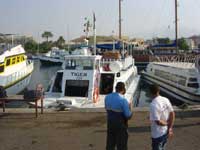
[129,100,133,111]
[168,128,174,139]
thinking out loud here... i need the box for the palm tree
[56,36,65,48]
[42,31,53,42]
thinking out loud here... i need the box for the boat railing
[150,54,200,67]
[101,56,134,71]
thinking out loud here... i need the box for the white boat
[142,55,200,104]
[39,47,92,66]
[39,47,69,66]
[42,51,140,109]
[0,45,34,95]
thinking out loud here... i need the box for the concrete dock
[0,107,200,150]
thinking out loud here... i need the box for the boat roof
[153,62,195,69]
[0,45,25,63]
[64,55,102,60]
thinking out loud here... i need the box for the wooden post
[41,97,43,114]
[35,99,38,118]
[3,99,5,112]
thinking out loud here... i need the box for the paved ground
[0,109,200,150]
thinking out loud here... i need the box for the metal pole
[37,32,40,55]
[11,35,14,46]
[175,0,178,52]
[93,12,96,55]
[119,0,122,40]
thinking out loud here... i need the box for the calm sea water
[27,60,151,107]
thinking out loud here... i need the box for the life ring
[93,87,99,103]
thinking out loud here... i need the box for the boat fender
[93,88,99,103]
[0,86,7,98]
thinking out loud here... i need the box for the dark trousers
[152,133,168,150]
[106,121,128,150]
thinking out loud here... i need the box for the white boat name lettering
[71,72,87,77]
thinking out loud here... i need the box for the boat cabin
[48,55,102,102]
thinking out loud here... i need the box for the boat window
[12,57,16,64]
[6,59,11,66]
[21,56,25,61]
[65,59,93,70]
[65,60,76,69]
[76,59,93,70]
[187,83,199,89]
[17,56,20,63]
[52,72,63,92]
[0,65,4,73]
[100,74,114,94]
[65,80,89,97]
[189,78,197,82]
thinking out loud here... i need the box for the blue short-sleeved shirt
[105,92,132,120]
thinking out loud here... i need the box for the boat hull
[142,73,200,105]
[5,73,33,95]
[40,75,141,109]
[39,57,63,66]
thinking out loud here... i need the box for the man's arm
[168,111,175,128]
[155,120,168,126]
[167,111,175,137]
[154,111,175,127]
[122,99,133,120]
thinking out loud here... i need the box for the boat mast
[119,0,122,40]
[93,12,96,55]
[175,0,178,51]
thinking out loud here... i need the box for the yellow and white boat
[0,45,34,95]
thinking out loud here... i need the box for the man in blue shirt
[105,82,133,150]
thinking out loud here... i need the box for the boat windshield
[65,59,94,70]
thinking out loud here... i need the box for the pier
[0,107,200,150]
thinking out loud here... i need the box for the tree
[39,41,53,53]
[157,37,170,44]
[56,36,65,49]
[42,31,53,42]
[24,39,38,53]
[178,38,189,51]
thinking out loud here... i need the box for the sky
[0,0,200,42]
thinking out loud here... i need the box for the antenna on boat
[119,0,122,40]
[93,12,97,55]
[83,17,91,46]
[112,30,115,52]
[175,0,178,52]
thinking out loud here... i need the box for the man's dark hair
[115,82,125,93]
[149,84,160,95]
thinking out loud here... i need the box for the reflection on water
[28,60,61,91]
[137,83,152,107]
